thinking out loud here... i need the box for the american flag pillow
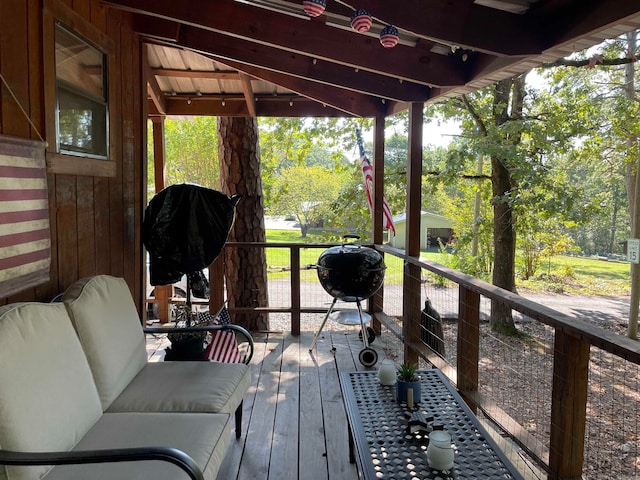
[200,307,243,363]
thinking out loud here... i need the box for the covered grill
[316,241,385,302]
[310,236,386,367]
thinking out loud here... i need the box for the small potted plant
[396,361,421,405]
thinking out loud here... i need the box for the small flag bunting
[201,306,243,363]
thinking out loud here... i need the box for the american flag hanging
[0,135,50,297]
[356,129,396,235]
[201,306,243,363]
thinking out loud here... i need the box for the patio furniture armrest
[0,446,204,480]
[144,324,254,364]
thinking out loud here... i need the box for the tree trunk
[625,30,639,339]
[218,117,269,331]
[490,78,518,334]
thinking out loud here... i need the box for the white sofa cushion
[62,275,148,410]
[108,361,251,414]
[0,303,103,480]
[42,412,231,480]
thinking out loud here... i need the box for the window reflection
[55,23,108,158]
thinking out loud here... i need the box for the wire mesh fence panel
[584,349,639,479]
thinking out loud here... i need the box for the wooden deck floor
[146,328,385,480]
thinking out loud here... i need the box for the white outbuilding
[390,211,453,249]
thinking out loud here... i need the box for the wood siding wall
[0,0,145,311]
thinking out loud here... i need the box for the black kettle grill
[309,235,386,367]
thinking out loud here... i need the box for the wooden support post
[291,245,301,336]
[151,117,167,191]
[549,330,590,479]
[150,116,171,323]
[370,115,385,333]
[403,103,423,364]
[457,286,480,411]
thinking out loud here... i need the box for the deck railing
[147,241,640,480]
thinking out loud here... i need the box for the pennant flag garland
[356,129,396,235]
[200,306,243,363]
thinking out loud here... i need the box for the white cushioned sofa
[0,275,253,480]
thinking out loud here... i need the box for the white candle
[407,388,414,409]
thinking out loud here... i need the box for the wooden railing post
[291,246,301,336]
[457,285,480,406]
[403,261,422,364]
[209,254,225,312]
[549,330,590,479]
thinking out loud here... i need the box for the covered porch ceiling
[104,0,640,118]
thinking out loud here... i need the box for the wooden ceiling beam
[133,13,179,42]
[213,58,385,117]
[104,0,466,87]
[309,0,540,56]
[528,0,640,49]
[154,97,355,117]
[144,56,167,115]
[239,73,257,118]
[148,24,433,102]
[153,68,241,80]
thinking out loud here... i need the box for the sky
[423,119,461,147]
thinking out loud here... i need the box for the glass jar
[427,430,454,470]
[378,359,396,385]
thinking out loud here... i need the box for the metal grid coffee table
[340,369,524,479]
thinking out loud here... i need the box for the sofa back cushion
[62,275,148,410]
[0,302,103,480]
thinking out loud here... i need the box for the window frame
[43,0,116,177]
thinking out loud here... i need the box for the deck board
[270,333,301,480]
[299,332,330,480]
[147,329,386,480]
[237,332,283,480]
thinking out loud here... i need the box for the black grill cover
[143,183,240,286]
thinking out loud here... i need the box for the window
[44,0,116,177]
[55,24,108,159]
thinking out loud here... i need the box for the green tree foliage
[147,117,220,196]
[271,164,348,237]
[432,71,604,332]
[258,117,365,215]
[539,46,635,255]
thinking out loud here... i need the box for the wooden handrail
[376,244,640,364]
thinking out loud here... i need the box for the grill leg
[309,297,338,351]
[356,300,369,349]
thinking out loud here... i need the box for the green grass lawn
[264,230,631,296]
[518,255,630,296]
